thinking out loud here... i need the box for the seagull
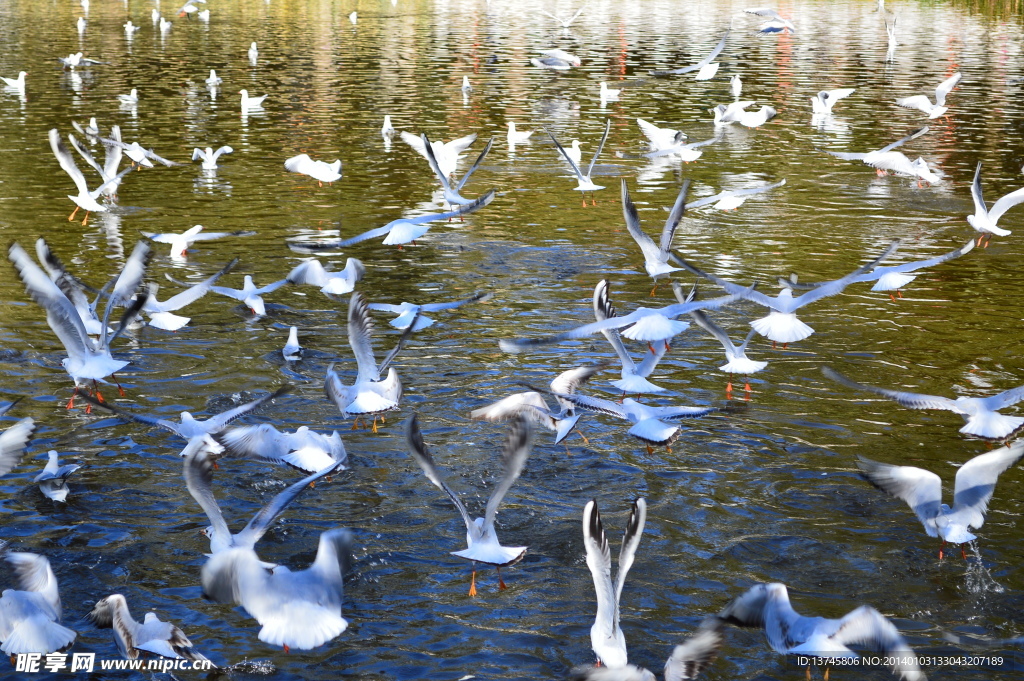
[183,437,345,555]
[745,8,796,33]
[736,105,776,128]
[178,0,206,18]
[247,41,258,64]
[96,134,180,168]
[49,129,134,224]
[117,89,138,106]
[191,146,233,170]
[530,49,580,71]
[59,52,105,70]
[400,131,477,179]
[896,72,961,119]
[498,287,748,349]
[592,281,670,395]
[210,275,288,316]
[87,594,211,663]
[1,72,26,93]
[205,69,222,87]
[600,82,621,101]
[684,178,786,211]
[709,100,757,126]
[540,6,585,28]
[151,9,160,24]
[217,424,348,474]
[405,414,532,596]
[8,241,149,404]
[33,238,109,336]
[201,528,352,652]
[284,154,342,186]
[381,115,395,138]
[621,178,688,290]
[532,388,714,451]
[506,121,534,144]
[641,133,719,164]
[0,552,76,655]
[809,88,855,114]
[885,14,898,62]
[285,258,365,295]
[547,118,612,206]
[461,75,472,92]
[140,258,238,330]
[582,498,645,668]
[730,74,742,98]
[33,452,80,502]
[159,17,172,32]
[198,9,209,21]
[650,30,729,79]
[673,282,766,397]
[123,21,140,35]
[77,17,86,34]
[67,127,125,199]
[71,117,100,142]
[367,291,489,331]
[142,225,255,258]
[324,293,418,429]
[564,140,583,166]
[571,621,722,681]
[636,119,686,152]
[823,366,1024,440]
[325,190,495,248]
[239,89,267,111]
[470,365,604,445]
[420,133,493,208]
[968,161,1024,246]
[717,583,925,681]
[0,416,35,477]
[81,386,290,444]
[672,243,896,346]
[781,237,975,299]
[282,327,302,360]
[856,442,1024,557]
[821,126,939,184]
[349,10,357,24]
[540,48,581,66]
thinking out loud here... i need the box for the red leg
[497,567,507,590]
[68,206,80,222]
[112,373,125,396]
[66,388,79,410]
[468,567,477,597]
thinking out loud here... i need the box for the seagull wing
[550,364,605,396]
[455,136,493,191]
[585,118,612,178]
[951,441,1024,530]
[877,126,929,154]
[49,129,91,198]
[727,177,786,198]
[745,7,782,19]
[348,293,381,381]
[444,133,478,156]
[785,241,899,309]
[546,128,585,180]
[417,291,490,312]
[182,438,233,548]
[333,225,396,247]
[620,179,661,261]
[377,310,419,375]
[895,95,933,112]
[822,366,963,414]
[614,497,646,602]
[421,133,454,192]
[987,186,1024,223]
[856,456,943,535]
[5,552,61,613]
[659,181,691,255]
[582,500,621,659]
[830,606,925,680]
[933,72,961,106]
[75,391,181,434]
[68,134,104,175]
[0,418,35,477]
[985,383,1024,410]
[203,386,290,433]
[405,415,475,536]
[482,417,532,532]
[189,230,257,242]
[669,253,773,304]
[883,238,974,274]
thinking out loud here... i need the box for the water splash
[964,541,1004,595]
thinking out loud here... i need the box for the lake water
[1,0,1023,679]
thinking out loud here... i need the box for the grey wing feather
[613,497,646,602]
[348,293,381,381]
[883,238,973,274]
[664,619,724,681]
[182,439,233,545]
[482,417,532,531]
[418,291,490,312]
[5,552,61,613]
[204,386,290,432]
[550,364,605,395]
[878,126,929,154]
[377,310,419,375]
[620,179,659,256]
[421,133,454,191]
[829,606,924,680]
[0,418,36,476]
[157,258,237,311]
[822,366,962,413]
[951,441,1024,529]
[586,119,612,178]
[405,415,475,535]
[455,137,493,191]
[728,178,786,197]
[547,128,585,179]
[659,181,690,254]
[856,456,943,534]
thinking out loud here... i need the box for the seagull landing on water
[59,52,105,70]
[49,129,134,224]
[286,258,365,295]
[856,442,1024,559]
[217,424,348,474]
[117,89,138,107]
[284,153,342,186]
[34,451,80,502]
[471,365,604,446]
[968,161,1024,246]
[896,72,961,119]
[547,119,612,206]
[745,8,796,33]
[141,225,255,258]
[123,21,141,35]
[821,126,939,185]
[717,583,925,680]
[405,414,532,596]
[621,178,688,293]
[649,30,729,80]
[191,145,233,170]
[685,178,786,212]
[531,49,580,70]
[809,88,855,114]
[823,366,1024,441]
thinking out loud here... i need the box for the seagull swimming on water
[823,366,1024,440]
[239,89,267,111]
[33,451,80,502]
[1,72,26,93]
[548,118,612,206]
[405,414,532,596]
[967,161,1024,246]
[191,145,233,170]
[717,583,925,680]
[856,441,1024,558]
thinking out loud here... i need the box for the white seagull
[641,133,719,164]
[33,239,109,336]
[896,72,961,119]
[968,161,1024,246]
[530,49,581,70]
[329,190,495,247]
[67,127,125,199]
[117,89,138,106]
[709,100,756,125]
[809,88,855,114]
[284,153,342,185]
[210,275,288,316]
[201,528,352,651]
[621,178,688,289]
[59,52,105,70]
[470,365,604,445]
[324,293,417,428]
[582,498,645,669]
[205,69,222,87]
[857,442,1024,556]
[730,74,742,98]
[592,281,670,395]
[548,118,612,206]
[49,129,133,224]
[123,21,141,35]
[286,258,365,295]
[405,414,532,596]
[636,119,685,151]
[178,0,206,18]
[88,594,210,663]
[650,30,729,80]
[191,145,233,170]
[282,327,302,360]
[142,225,255,258]
[247,41,258,64]
[381,115,395,138]
[506,121,534,144]
[717,583,924,680]
[239,89,267,111]
[33,452,80,503]
[1,72,26,93]
[745,8,796,33]
[600,82,621,101]
[367,291,489,331]
[823,366,1024,440]
[540,6,585,28]
[685,178,786,211]
[822,126,939,184]
[400,131,477,179]
[0,552,76,655]
[217,424,347,474]
[141,258,238,331]
[420,133,493,208]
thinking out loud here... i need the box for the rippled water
[1,0,1024,679]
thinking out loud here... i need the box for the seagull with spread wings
[650,30,729,79]
[968,161,1024,246]
[547,119,612,206]
[896,72,961,119]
